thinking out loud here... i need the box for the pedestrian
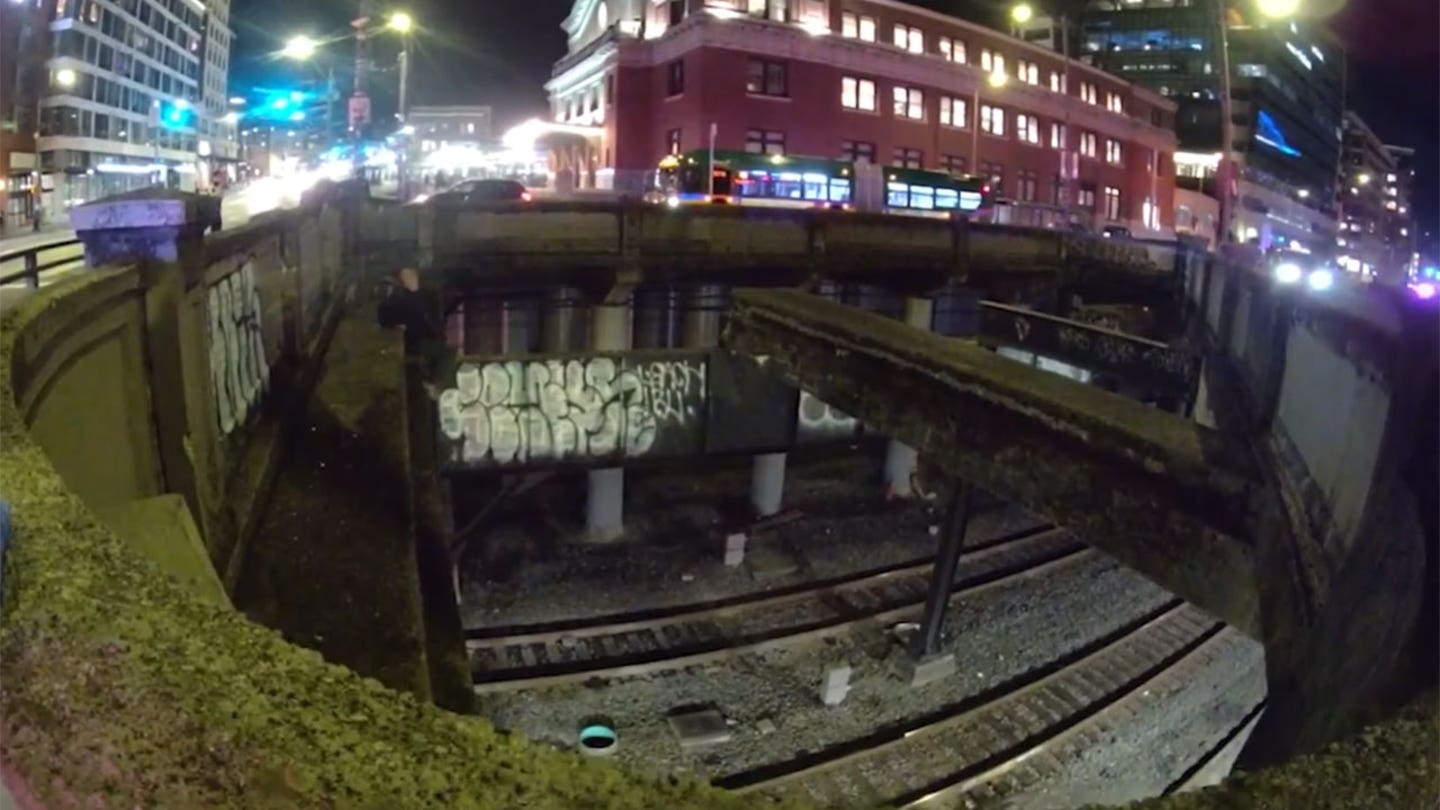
[377,267,455,396]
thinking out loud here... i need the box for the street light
[1256,0,1301,17]
[388,11,416,199]
[283,35,318,61]
[1357,173,1371,185]
[973,71,1009,187]
[1010,3,1034,24]
[55,68,77,88]
[388,11,413,33]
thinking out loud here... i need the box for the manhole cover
[667,707,732,749]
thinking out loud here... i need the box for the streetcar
[648,150,993,218]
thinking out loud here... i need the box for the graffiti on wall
[209,258,270,435]
[438,356,706,466]
[796,390,860,442]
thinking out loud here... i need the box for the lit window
[981,48,1005,76]
[841,139,876,163]
[666,60,684,96]
[1049,72,1066,94]
[893,147,923,169]
[1080,81,1097,104]
[746,0,787,22]
[981,104,1005,136]
[746,59,788,97]
[1106,92,1124,113]
[893,85,924,120]
[1080,131,1097,158]
[1016,113,1039,144]
[1050,122,1066,149]
[745,129,785,155]
[893,24,923,53]
[841,12,877,41]
[1016,59,1039,85]
[841,76,876,111]
[939,95,967,128]
[666,128,681,155]
[1078,189,1096,209]
[1104,186,1121,220]
[1105,139,1122,164]
[939,36,966,64]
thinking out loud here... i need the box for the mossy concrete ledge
[0,273,810,809]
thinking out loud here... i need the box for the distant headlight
[1307,268,1335,291]
[410,193,429,204]
[666,196,680,208]
[1274,261,1304,284]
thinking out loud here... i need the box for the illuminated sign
[1255,110,1301,158]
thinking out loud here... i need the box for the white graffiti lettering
[797,390,858,441]
[438,357,705,465]
[209,260,269,435]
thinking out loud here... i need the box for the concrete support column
[884,296,934,499]
[542,286,581,353]
[683,284,724,349]
[750,453,787,517]
[585,292,632,543]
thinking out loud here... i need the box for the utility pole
[349,0,372,178]
[1214,0,1236,248]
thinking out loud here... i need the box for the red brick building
[548,0,1178,235]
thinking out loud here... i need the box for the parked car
[411,179,532,205]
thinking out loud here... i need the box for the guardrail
[0,238,84,289]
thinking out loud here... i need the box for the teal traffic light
[159,100,195,129]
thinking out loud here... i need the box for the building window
[1018,170,1038,202]
[1049,71,1066,94]
[1080,81,1098,104]
[746,0,788,21]
[939,95,967,128]
[893,147,923,169]
[842,11,877,41]
[980,161,1004,191]
[842,76,877,111]
[1106,92,1124,113]
[981,48,1005,76]
[666,128,682,155]
[1104,186,1121,220]
[1079,131,1097,158]
[893,86,924,120]
[666,60,684,96]
[669,0,684,26]
[981,104,1005,136]
[747,59,788,97]
[1105,139,1122,165]
[1016,113,1039,144]
[1016,59,1039,85]
[1078,188,1096,209]
[841,139,876,163]
[746,129,785,155]
[1050,122,1066,149]
[893,24,923,53]
[938,36,967,63]
[940,154,967,175]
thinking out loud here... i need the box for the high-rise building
[2,0,52,226]
[1383,144,1418,281]
[1079,0,1344,252]
[34,0,236,209]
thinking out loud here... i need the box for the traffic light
[159,100,195,129]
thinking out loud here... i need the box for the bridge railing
[0,238,83,288]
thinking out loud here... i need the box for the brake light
[982,185,991,195]
[520,192,533,202]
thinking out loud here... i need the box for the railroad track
[720,602,1241,808]
[468,525,1086,693]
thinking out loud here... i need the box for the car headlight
[666,196,680,208]
[1307,268,1335,291]
[410,193,429,204]
[1274,261,1304,284]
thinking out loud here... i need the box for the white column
[750,452,787,517]
[585,294,632,543]
[883,297,934,500]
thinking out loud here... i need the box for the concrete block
[668,707,732,749]
[724,532,747,567]
[747,544,799,580]
[904,653,957,688]
[821,664,852,706]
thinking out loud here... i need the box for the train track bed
[469,526,1083,692]
[483,550,1190,788]
[462,467,1043,631]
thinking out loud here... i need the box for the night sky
[229,0,1436,251]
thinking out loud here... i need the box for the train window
[886,182,909,208]
[802,173,828,200]
[829,178,852,203]
[774,171,804,199]
[936,188,959,209]
[909,185,935,209]
[958,190,984,211]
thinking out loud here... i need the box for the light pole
[282,36,337,152]
[388,11,414,198]
[1012,2,1072,226]
[1215,0,1302,248]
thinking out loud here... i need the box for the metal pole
[397,38,411,199]
[971,85,981,176]
[911,480,974,659]
[1215,0,1235,247]
[325,63,335,149]
[707,121,717,198]
[1061,11,1073,225]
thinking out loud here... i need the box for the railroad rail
[0,238,84,289]
[721,602,1237,807]
[468,526,1086,693]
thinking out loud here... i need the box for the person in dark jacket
[378,267,455,393]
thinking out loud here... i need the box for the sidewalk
[0,221,74,254]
